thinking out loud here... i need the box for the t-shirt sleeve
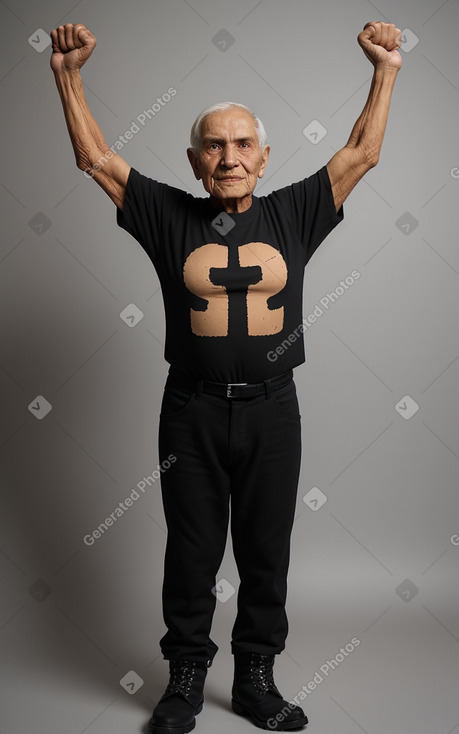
[115,167,168,264]
[270,164,344,264]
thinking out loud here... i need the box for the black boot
[231,652,308,731]
[148,658,212,734]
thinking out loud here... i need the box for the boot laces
[166,660,197,697]
[249,654,276,694]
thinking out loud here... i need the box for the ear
[257,145,270,179]
[187,147,202,181]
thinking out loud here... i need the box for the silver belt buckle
[227,382,248,397]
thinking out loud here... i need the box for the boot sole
[148,701,203,734]
[232,699,308,731]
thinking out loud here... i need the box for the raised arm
[50,23,130,210]
[326,21,402,213]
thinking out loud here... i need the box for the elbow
[356,147,379,171]
[76,158,90,173]
[361,141,380,169]
[76,147,106,175]
[351,136,380,170]
[366,153,379,169]
[75,150,93,174]
[76,159,96,179]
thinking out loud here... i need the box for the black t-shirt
[116,166,343,383]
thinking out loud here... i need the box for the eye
[209,143,220,151]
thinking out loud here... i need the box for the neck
[210,194,253,214]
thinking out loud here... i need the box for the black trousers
[157,366,302,664]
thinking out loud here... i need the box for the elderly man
[50,20,401,733]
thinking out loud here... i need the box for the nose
[220,144,238,168]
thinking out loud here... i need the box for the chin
[219,184,249,197]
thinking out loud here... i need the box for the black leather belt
[167,367,293,398]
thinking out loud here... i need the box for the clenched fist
[358,22,402,71]
[50,23,96,75]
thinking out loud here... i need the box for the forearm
[345,65,399,163]
[53,69,110,170]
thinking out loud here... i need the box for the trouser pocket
[270,380,301,422]
[160,384,196,418]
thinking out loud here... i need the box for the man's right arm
[50,23,130,210]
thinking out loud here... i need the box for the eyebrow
[202,136,256,144]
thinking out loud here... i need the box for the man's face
[187,108,270,211]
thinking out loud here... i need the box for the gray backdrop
[1,0,458,733]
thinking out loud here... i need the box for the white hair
[189,101,268,154]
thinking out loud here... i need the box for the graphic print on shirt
[183,242,288,337]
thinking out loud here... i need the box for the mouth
[219,177,243,182]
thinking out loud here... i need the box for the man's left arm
[326,21,402,213]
